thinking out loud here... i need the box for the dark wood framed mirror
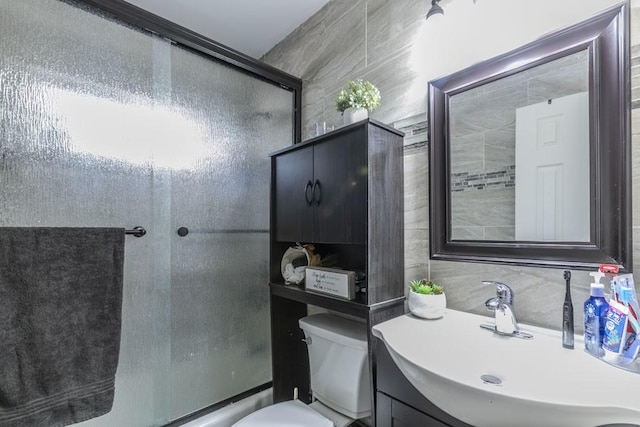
[428,3,631,271]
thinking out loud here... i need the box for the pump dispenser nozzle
[589,271,605,285]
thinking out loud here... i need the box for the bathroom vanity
[374,337,470,427]
[373,310,640,427]
[268,119,405,419]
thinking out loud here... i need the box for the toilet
[233,313,371,427]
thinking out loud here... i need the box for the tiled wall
[263,0,637,333]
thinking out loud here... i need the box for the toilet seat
[232,399,333,427]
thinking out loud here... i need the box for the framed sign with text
[305,267,356,300]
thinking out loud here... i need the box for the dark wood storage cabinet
[269,119,405,422]
[274,127,368,244]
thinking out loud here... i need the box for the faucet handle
[482,281,514,304]
[485,297,500,311]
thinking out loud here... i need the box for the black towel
[0,227,125,427]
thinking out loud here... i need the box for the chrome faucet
[481,281,533,339]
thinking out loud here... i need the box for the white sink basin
[372,309,640,427]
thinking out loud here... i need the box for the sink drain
[481,374,502,385]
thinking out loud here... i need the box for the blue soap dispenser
[584,271,609,357]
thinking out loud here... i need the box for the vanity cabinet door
[273,145,314,242]
[377,392,450,427]
[375,338,472,427]
[312,127,368,244]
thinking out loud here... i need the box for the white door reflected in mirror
[515,92,590,242]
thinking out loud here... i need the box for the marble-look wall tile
[484,226,515,241]
[484,124,515,170]
[404,139,429,292]
[429,259,591,333]
[634,225,640,279]
[307,5,367,84]
[360,47,427,124]
[262,0,367,137]
[265,1,428,129]
[632,108,640,226]
[427,260,495,315]
[451,52,586,139]
[366,0,425,66]
[261,1,364,80]
[405,227,429,283]
[450,133,484,173]
[525,51,588,103]
[403,145,428,230]
[449,228,477,243]
[301,82,328,140]
[632,2,640,46]
[304,46,426,128]
[451,226,485,240]
[632,46,640,107]
[260,12,325,79]
[451,187,514,228]
[527,73,588,105]
[449,87,487,138]
[451,87,525,138]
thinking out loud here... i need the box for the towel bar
[125,226,146,237]
[175,227,268,237]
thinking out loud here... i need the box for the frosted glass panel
[167,44,291,418]
[0,0,293,425]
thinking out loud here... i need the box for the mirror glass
[449,50,590,242]
[428,4,631,271]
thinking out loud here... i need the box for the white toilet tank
[298,314,371,420]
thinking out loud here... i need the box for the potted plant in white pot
[408,278,446,319]
[335,79,381,125]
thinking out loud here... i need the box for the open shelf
[270,282,405,319]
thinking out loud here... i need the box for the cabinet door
[312,127,368,244]
[273,146,314,242]
[377,393,450,427]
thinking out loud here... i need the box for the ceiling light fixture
[426,0,444,19]
[426,0,478,20]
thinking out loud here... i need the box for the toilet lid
[233,400,333,427]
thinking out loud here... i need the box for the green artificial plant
[409,278,444,295]
[335,79,382,114]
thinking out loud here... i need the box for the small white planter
[408,291,446,319]
[343,107,368,125]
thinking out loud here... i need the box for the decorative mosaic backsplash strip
[393,114,428,149]
[451,165,515,192]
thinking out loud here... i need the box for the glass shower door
[166,44,292,418]
[0,0,294,425]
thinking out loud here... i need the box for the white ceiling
[123,0,331,58]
